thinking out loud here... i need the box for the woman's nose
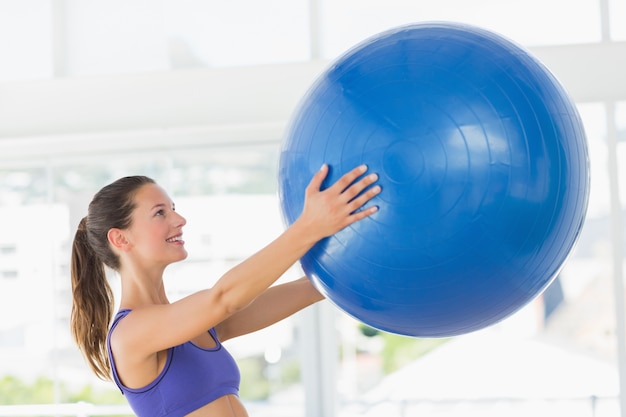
[175,211,187,227]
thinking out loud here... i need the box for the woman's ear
[107,228,130,251]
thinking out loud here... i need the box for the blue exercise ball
[278,22,590,337]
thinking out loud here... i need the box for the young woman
[70,164,380,417]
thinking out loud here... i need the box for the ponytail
[70,217,114,380]
[69,176,155,380]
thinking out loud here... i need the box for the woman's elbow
[211,287,252,317]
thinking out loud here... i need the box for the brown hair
[70,175,155,380]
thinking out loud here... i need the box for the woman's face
[123,183,188,269]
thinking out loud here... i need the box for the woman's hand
[295,164,381,240]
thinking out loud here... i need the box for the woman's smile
[166,234,185,245]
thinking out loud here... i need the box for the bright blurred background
[0,1,625,416]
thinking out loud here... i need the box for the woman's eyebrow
[151,202,175,210]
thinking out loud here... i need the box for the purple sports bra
[107,309,240,417]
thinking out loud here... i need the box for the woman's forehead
[134,183,172,206]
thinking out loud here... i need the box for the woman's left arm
[215,276,324,342]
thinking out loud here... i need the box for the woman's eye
[156,209,165,216]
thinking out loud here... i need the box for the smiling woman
[69,167,380,417]
[1,1,625,416]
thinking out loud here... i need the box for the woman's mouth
[166,235,185,244]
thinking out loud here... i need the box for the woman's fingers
[348,183,382,212]
[329,164,369,195]
[299,163,381,238]
[305,164,330,195]
[330,166,381,223]
[306,163,378,206]
[342,172,379,203]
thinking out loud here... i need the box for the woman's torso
[107,309,244,417]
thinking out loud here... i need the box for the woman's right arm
[117,164,380,353]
